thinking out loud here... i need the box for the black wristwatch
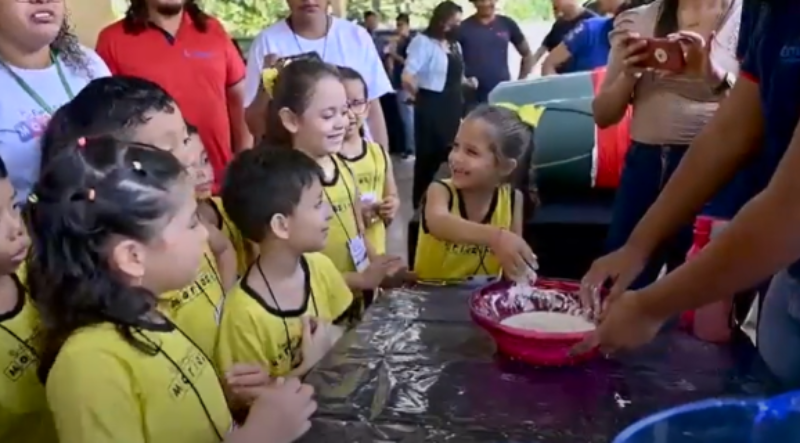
[712,71,734,95]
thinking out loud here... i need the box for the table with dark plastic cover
[300,285,780,442]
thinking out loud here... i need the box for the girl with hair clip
[27,136,317,443]
[0,0,110,205]
[414,104,538,283]
[0,156,55,443]
[337,66,399,256]
[262,59,406,309]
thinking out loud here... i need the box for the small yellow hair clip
[261,67,279,95]
[496,102,545,128]
[27,193,38,204]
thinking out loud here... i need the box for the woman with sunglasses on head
[0,0,110,205]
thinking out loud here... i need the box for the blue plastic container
[613,391,800,443]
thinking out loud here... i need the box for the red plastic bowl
[469,278,599,366]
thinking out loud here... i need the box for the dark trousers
[412,90,462,208]
[605,142,694,290]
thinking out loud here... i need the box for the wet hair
[424,1,462,39]
[27,136,187,381]
[396,13,410,24]
[40,76,176,169]
[222,146,322,243]
[265,59,341,146]
[337,66,368,98]
[124,0,208,33]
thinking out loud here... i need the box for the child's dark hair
[27,136,187,382]
[338,66,368,97]
[222,146,322,243]
[265,59,341,146]
[186,121,199,136]
[40,76,177,169]
[0,155,6,180]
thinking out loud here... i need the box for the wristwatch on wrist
[712,71,734,95]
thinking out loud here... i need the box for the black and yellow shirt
[159,246,225,358]
[208,197,250,275]
[323,155,362,273]
[47,322,232,443]
[215,253,354,377]
[338,141,388,255]
[414,180,514,281]
[0,272,56,443]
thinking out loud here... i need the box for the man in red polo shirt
[96,0,249,189]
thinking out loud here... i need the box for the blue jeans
[759,270,800,387]
[605,142,694,290]
[396,90,414,155]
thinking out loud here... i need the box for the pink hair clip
[77,137,87,148]
[87,188,96,202]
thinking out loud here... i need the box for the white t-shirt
[0,46,110,202]
[243,17,393,108]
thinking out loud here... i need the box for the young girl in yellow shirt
[27,136,315,443]
[0,156,56,443]
[42,76,232,358]
[262,59,405,300]
[336,66,399,256]
[414,104,538,282]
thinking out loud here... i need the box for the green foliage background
[198,0,554,37]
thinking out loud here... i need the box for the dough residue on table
[500,312,595,333]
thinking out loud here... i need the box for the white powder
[500,312,595,333]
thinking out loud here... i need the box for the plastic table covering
[300,285,780,442]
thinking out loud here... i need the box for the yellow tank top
[215,253,354,377]
[414,180,514,282]
[322,155,361,273]
[208,197,250,275]
[0,272,57,443]
[338,141,388,255]
[159,246,225,358]
[47,322,232,443]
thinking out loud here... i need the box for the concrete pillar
[67,0,117,48]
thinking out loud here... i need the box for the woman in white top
[0,0,110,203]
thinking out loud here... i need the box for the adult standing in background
[386,13,415,159]
[403,1,477,207]
[243,0,392,148]
[458,0,535,107]
[530,0,597,74]
[96,0,249,190]
[0,0,110,203]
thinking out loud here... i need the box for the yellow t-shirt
[215,252,354,377]
[322,155,361,273]
[47,322,232,443]
[414,180,514,281]
[0,272,57,443]
[159,247,225,358]
[208,197,251,275]
[338,140,388,255]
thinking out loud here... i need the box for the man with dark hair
[530,0,597,74]
[363,10,380,34]
[95,0,249,192]
[458,0,535,107]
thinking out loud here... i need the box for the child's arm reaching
[289,317,344,377]
[203,220,238,291]
[425,182,501,246]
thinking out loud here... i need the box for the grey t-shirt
[0,46,110,203]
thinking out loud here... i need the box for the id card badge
[348,234,370,272]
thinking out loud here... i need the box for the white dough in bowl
[500,312,595,333]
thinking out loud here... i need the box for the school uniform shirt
[0,47,110,204]
[243,16,392,139]
[322,155,362,274]
[209,196,250,275]
[0,273,56,443]
[338,140,388,255]
[158,246,225,358]
[47,322,232,443]
[215,253,354,377]
[96,12,246,189]
[414,180,514,281]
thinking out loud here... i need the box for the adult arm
[223,35,252,152]
[591,13,638,128]
[401,35,427,94]
[357,27,392,148]
[541,43,572,76]
[542,21,590,76]
[507,17,534,79]
[243,35,269,140]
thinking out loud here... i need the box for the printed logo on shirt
[779,44,800,64]
[168,257,221,313]
[445,242,489,257]
[329,199,353,215]
[168,347,210,399]
[271,333,302,374]
[356,172,377,190]
[183,49,215,59]
[3,328,41,382]
[12,110,50,143]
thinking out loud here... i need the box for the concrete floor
[386,156,415,262]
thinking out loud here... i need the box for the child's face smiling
[342,79,368,140]
[291,77,349,157]
[448,118,501,189]
[0,179,28,274]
